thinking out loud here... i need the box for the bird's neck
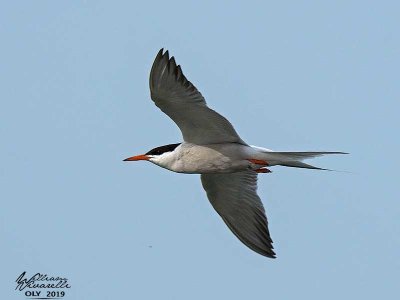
[150,151,179,171]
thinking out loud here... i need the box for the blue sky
[1,1,399,299]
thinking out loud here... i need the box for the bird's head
[123,143,181,166]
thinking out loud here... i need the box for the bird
[124,49,346,258]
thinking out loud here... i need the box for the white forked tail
[253,147,348,170]
[273,153,344,170]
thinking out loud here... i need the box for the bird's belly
[170,144,250,174]
[176,159,248,174]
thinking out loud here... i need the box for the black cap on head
[145,143,181,156]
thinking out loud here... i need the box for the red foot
[256,168,272,173]
[248,159,269,166]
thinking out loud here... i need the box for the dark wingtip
[259,248,276,259]
[265,246,276,259]
[328,151,349,155]
[169,56,177,71]
[154,48,164,61]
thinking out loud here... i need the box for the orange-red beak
[123,154,150,161]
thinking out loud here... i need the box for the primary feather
[149,49,246,145]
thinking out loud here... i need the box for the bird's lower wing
[201,171,275,258]
[149,49,246,145]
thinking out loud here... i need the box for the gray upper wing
[149,49,246,145]
[201,171,275,258]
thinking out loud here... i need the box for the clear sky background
[1,1,399,299]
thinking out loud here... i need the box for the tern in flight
[124,49,345,258]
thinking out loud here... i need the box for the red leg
[255,167,272,173]
[248,159,269,166]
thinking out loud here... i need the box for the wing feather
[201,171,275,258]
[149,49,246,145]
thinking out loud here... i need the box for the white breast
[151,143,254,174]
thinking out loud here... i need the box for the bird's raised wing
[149,49,246,145]
[201,171,275,258]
